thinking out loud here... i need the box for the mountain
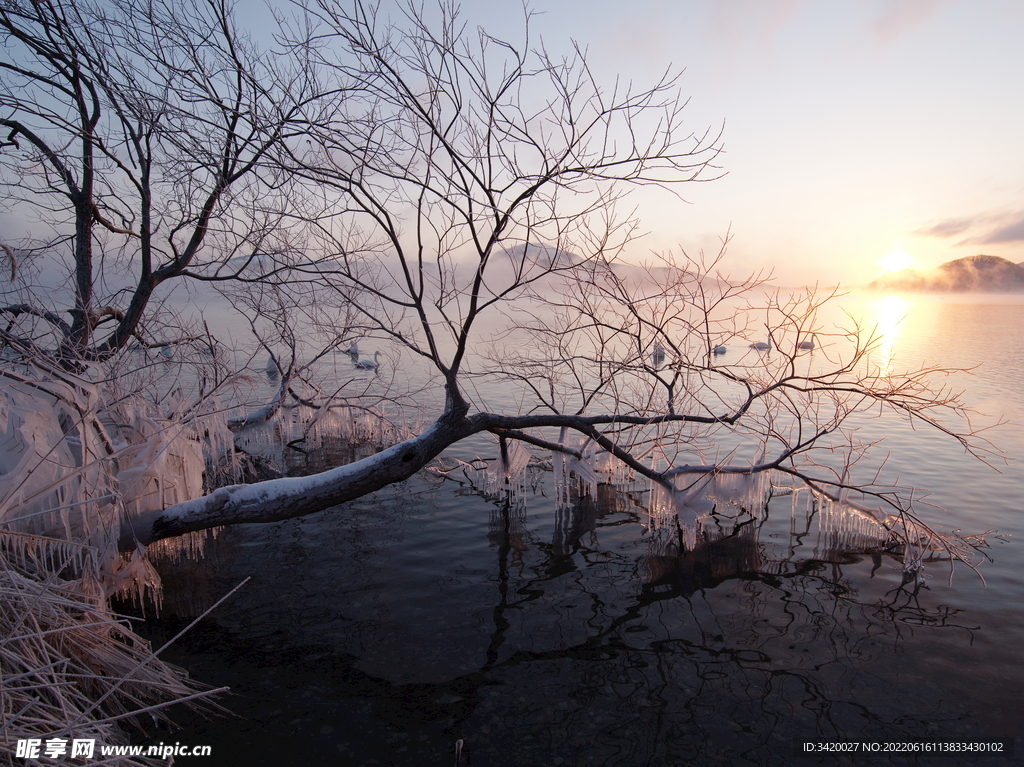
[868,255,1024,293]
[502,243,580,268]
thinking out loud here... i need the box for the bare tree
[0,0,312,358]
[0,0,998,574]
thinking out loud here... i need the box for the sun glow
[877,246,915,275]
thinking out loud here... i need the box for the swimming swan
[354,350,380,369]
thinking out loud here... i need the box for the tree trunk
[138,411,474,545]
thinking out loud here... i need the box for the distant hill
[502,243,581,269]
[868,255,1024,293]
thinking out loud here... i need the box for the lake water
[141,292,1023,766]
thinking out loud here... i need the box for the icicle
[565,446,599,501]
[549,433,607,508]
[890,514,932,577]
[809,487,892,558]
[102,544,164,611]
[148,528,221,564]
[707,471,771,517]
[474,437,533,502]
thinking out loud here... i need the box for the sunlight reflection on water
[864,294,910,376]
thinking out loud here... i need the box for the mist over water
[143,294,1024,766]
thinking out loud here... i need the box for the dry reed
[0,532,223,766]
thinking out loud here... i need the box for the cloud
[870,0,948,46]
[915,217,976,238]
[915,212,1024,245]
[975,214,1024,245]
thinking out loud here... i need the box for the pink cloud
[975,215,1024,245]
[914,216,976,238]
[916,212,1024,245]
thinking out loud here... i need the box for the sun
[877,246,915,275]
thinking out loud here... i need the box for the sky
[401,0,1024,286]
[7,0,1020,289]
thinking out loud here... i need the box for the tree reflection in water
[147,477,987,767]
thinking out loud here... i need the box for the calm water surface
[142,294,1023,766]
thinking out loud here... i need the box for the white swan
[346,341,359,357]
[797,337,814,350]
[713,345,726,355]
[354,350,380,369]
[749,341,770,351]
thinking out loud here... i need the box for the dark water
[139,295,1023,766]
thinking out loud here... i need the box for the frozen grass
[0,533,226,766]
